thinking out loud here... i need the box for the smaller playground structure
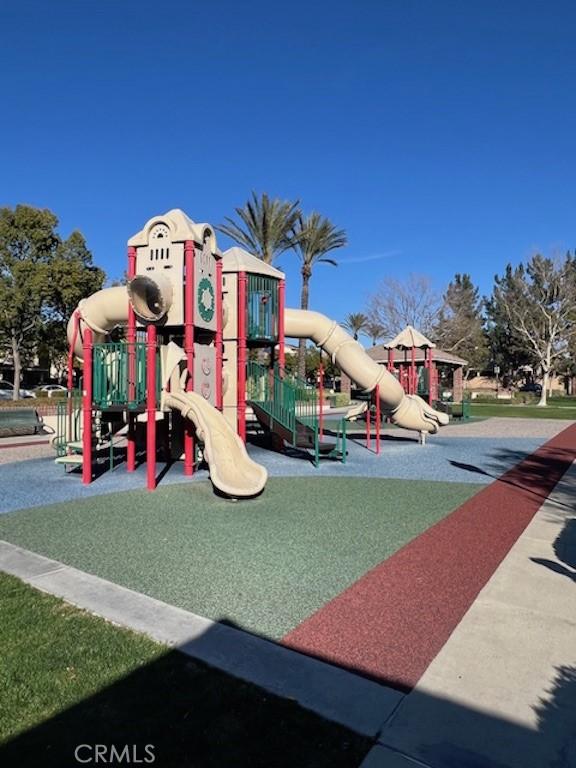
[55,209,448,497]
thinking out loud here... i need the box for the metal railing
[92,342,161,409]
[246,275,279,341]
[55,389,83,457]
[247,361,321,464]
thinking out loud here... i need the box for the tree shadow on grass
[0,623,372,768]
[2,617,576,768]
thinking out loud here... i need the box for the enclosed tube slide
[67,276,173,359]
[284,308,449,434]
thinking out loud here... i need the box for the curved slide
[284,308,449,434]
[165,391,267,498]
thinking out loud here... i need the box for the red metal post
[215,258,223,410]
[146,324,157,491]
[319,363,324,440]
[67,311,80,445]
[375,383,381,455]
[127,246,137,472]
[366,390,371,450]
[237,271,247,442]
[184,240,195,474]
[277,279,286,374]
[82,328,93,485]
[429,348,437,404]
[411,345,416,395]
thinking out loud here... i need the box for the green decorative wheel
[197,278,215,323]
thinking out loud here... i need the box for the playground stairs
[247,362,346,467]
[54,392,120,472]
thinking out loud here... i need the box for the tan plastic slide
[284,308,449,434]
[165,390,267,498]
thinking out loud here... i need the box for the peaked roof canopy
[221,247,285,279]
[384,325,436,350]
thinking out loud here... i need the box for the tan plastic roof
[221,247,285,279]
[128,208,220,254]
[384,325,436,349]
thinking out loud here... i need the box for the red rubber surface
[282,424,576,692]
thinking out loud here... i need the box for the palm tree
[342,312,368,341]
[217,192,301,265]
[292,212,347,378]
[365,320,387,346]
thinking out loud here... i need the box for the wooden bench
[0,408,44,437]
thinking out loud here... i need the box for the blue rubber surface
[0,434,546,515]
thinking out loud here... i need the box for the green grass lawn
[0,572,371,768]
[469,402,576,419]
[0,477,482,639]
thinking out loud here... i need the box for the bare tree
[491,253,576,406]
[366,273,442,338]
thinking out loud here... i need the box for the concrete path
[363,461,576,768]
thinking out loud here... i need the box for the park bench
[0,408,44,437]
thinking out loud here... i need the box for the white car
[0,381,36,399]
[34,384,67,398]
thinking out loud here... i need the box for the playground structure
[56,209,449,497]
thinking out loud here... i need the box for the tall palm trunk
[297,270,311,379]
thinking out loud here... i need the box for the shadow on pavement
[2,616,576,768]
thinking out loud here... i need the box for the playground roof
[221,247,285,279]
[366,344,468,367]
[384,325,435,349]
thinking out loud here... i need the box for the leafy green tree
[0,206,60,396]
[434,274,489,376]
[0,206,104,395]
[485,267,535,384]
[42,231,105,379]
[291,212,347,378]
[217,192,301,265]
[342,312,368,340]
[489,254,576,405]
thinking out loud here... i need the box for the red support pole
[82,328,93,485]
[146,324,157,491]
[366,390,371,450]
[375,384,381,455]
[319,363,324,440]
[237,271,247,442]
[215,259,223,410]
[411,346,416,395]
[127,246,137,472]
[67,311,80,445]
[278,279,286,374]
[429,348,437,404]
[184,240,195,474]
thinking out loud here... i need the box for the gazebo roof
[384,325,435,350]
[366,344,468,367]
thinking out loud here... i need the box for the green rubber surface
[0,477,483,639]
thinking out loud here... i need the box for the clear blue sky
[2,1,575,324]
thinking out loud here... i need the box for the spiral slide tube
[284,309,449,434]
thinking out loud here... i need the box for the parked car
[0,381,36,399]
[519,382,542,394]
[34,384,67,398]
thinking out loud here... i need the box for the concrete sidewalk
[363,461,576,768]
